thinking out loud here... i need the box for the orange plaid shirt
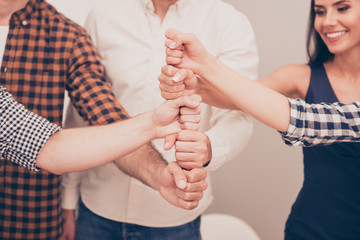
[0,0,128,239]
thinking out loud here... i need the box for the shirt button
[22,20,28,26]
[3,67,7,73]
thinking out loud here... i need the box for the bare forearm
[114,143,166,191]
[198,54,290,132]
[36,112,156,174]
[196,77,240,110]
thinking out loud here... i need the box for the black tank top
[284,64,360,240]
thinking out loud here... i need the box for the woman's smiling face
[314,0,360,55]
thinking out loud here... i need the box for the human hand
[164,28,210,74]
[159,162,207,210]
[152,94,201,139]
[158,65,198,100]
[175,130,212,169]
[59,209,76,240]
[163,104,201,151]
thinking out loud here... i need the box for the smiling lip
[325,30,347,42]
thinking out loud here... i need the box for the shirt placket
[144,6,179,110]
[0,21,20,91]
[143,10,163,111]
[0,22,19,199]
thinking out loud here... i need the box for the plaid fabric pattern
[281,98,360,147]
[0,86,60,171]
[0,0,128,239]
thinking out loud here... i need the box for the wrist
[197,53,217,78]
[154,163,166,191]
[138,111,158,140]
[142,144,168,191]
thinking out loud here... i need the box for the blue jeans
[75,200,202,240]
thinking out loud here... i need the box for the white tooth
[327,31,345,38]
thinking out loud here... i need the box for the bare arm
[161,55,290,132]
[164,29,291,132]
[36,112,156,174]
[197,54,291,132]
[159,65,239,109]
[113,143,208,210]
[36,95,201,174]
[163,29,360,147]
[113,143,167,191]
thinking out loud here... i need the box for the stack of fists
[159,31,212,171]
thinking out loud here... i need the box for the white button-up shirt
[0,26,9,66]
[61,0,258,227]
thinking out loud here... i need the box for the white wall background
[48,0,310,239]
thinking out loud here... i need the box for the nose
[323,10,337,27]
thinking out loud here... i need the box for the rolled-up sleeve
[280,98,360,147]
[0,87,61,171]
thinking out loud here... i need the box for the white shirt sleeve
[204,13,258,171]
[61,171,84,209]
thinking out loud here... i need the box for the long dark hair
[306,0,334,65]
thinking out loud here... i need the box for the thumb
[164,133,177,150]
[168,162,187,190]
[168,95,201,110]
[165,28,195,49]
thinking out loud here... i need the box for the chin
[326,44,349,55]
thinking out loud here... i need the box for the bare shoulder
[259,64,310,98]
[270,64,310,81]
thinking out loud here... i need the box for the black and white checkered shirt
[0,86,60,171]
[281,98,360,147]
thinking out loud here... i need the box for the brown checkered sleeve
[0,1,129,239]
[66,33,128,125]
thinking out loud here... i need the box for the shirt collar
[10,0,45,24]
[140,0,193,18]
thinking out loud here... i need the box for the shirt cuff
[279,98,305,146]
[6,110,61,171]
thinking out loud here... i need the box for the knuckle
[166,57,171,64]
[193,162,203,168]
[190,201,199,210]
[200,192,204,199]
[181,123,190,130]
[178,116,185,123]
[187,174,195,182]
[161,92,168,99]
[175,150,180,158]
[194,107,201,114]
[170,68,177,76]
[161,65,166,73]
[184,202,194,210]
[176,92,184,98]
[177,85,185,91]
[183,192,192,200]
[199,144,207,152]
[177,130,184,138]
[166,47,171,54]
[158,84,165,91]
[203,181,208,190]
